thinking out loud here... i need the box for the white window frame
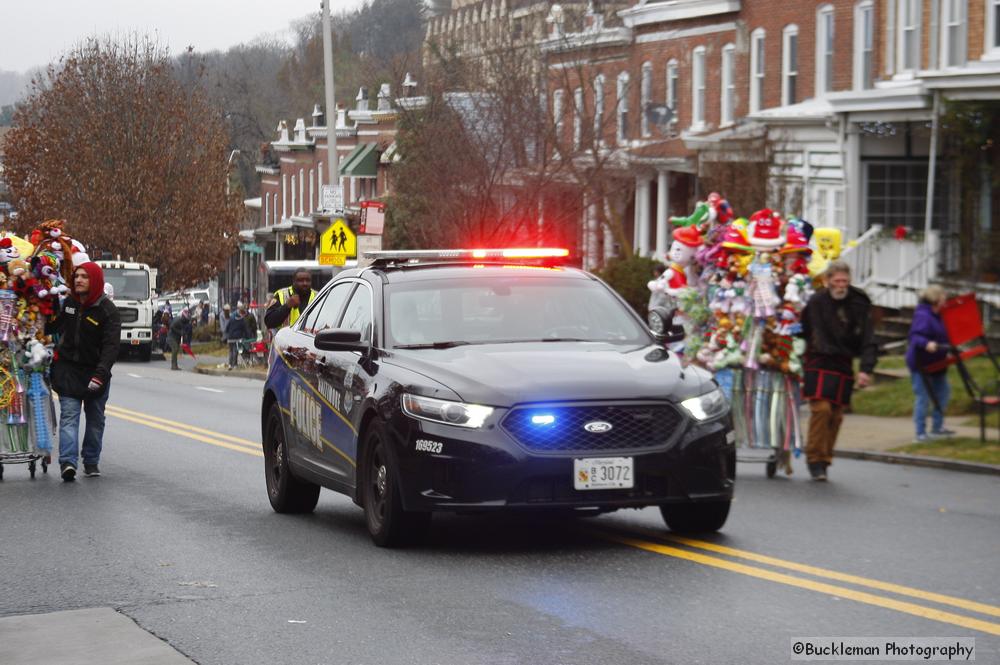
[940,0,967,68]
[815,5,835,96]
[897,0,922,73]
[666,59,679,124]
[988,0,1000,59]
[691,46,706,130]
[573,87,583,151]
[749,28,765,113]
[721,43,735,126]
[553,88,565,145]
[640,62,653,137]
[782,25,799,106]
[593,74,605,148]
[810,185,846,231]
[265,192,271,225]
[853,1,875,89]
[616,72,630,146]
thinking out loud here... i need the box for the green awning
[340,142,378,178]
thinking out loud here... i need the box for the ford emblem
[584,421,613,433]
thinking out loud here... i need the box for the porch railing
[867,246,940,309]
[840,224,883,290]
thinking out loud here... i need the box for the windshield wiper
[394,341,472,349]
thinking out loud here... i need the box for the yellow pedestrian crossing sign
[319,219,356,266]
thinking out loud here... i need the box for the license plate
[574,457,634,490]
[131,339,140,345]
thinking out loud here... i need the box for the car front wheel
[660,500,731,533]
[264,403,320,513]
[363,422,430,547]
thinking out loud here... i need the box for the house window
[750,29,765,113]
[573,87,583,151]
[616,72,629,145]
[810,185,846,229]
[553,88,565,145]
[593,74,605,147]
[640,62,653,137]
[692,46,706,129]
[666,59,679,123]
[854,2,875,89]
[941,0,966,67]
[898,0,921,72]
[992,0,1000,53]
[816,5,835,95]
[265,192,271,225]
[721,44,735,126]
[782,25,799,106]
[864,161,950,229]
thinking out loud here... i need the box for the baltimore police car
[261,248,735,547]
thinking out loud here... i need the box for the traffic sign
[321,185,344,213]
[318,218,356,265]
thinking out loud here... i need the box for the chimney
[377,83,392,111]
[403,72,418,97]
[356,87,369,111]
[546,4,565,39]
[336,106,348,129]
[584,1,604,31]
[293,118,307,142]
[276,120,289,143]
[311,103,324,127]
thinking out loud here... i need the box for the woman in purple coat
[906,285,954,442]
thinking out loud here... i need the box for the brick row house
[426,0,998,301]
[232,87,401,305]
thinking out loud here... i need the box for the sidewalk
[835,413,999,475]
[192,351,267,380]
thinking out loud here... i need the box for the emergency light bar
[365,248,569,264]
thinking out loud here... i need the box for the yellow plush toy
[807,227,843,277]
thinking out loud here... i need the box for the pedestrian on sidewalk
[800,260,878,481]
[225,305,249,369]
[219,303,231,342]
[168,307,192,370]
[906,285,954,442]
[48,262,121,481]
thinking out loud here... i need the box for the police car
[261,248,735,547]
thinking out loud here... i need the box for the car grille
[119,308,139,323]
[501,402,685,455]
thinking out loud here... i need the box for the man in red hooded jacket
[49,262,121,481]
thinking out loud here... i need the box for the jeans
[58,385,111,467]
[228,340,240,368]
[911,372,951,436]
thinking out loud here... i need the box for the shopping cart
[720,367,803,478]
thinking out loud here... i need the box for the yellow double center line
[105,404,262,458]
[595,527,1000,635]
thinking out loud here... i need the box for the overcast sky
[1,0,368,73]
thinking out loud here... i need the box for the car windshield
[102,268,150,301]
[386,275,650,347]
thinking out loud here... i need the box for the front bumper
[389,414,735,512]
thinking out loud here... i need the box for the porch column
[634,174,652,256]
[655,169,670,260]
[603,198,616,260]
[281,175,288,220]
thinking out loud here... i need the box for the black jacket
[264,287,316,329]
[226,314,249,341]
[51,294,121,384]
[801,285,878,374]
[169,315,192,343]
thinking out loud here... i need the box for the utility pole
[322,0,339,198]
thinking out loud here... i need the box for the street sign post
[318,218,356,266]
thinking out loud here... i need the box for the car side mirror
[648,306,685,345]
[315,328,368,353]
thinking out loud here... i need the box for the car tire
[660,500,731,533]
[264,403,320,513]
[362,422,430,548]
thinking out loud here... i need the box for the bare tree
[3,36,241,289]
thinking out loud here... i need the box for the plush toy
[807,227,843,277]
[29,220,77,285]
[663,225,703,295]
[706,192,734,226]
[24,338,51,369]
[32,252,67,299]
[669,201,710,229]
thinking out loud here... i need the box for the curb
[193,365,267,381]
[836,448,1000,476]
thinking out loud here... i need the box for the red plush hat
[780,225,812,254]
[720,223,751,252]
[672,225,704,248]
[748,209,784,249]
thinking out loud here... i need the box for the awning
[340,142,378,178]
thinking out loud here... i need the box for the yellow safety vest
[275,287,317,328]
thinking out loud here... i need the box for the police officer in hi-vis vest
[264,268,318,330]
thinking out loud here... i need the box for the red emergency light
[366,248,570,265]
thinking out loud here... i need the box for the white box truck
[96,260,158,361]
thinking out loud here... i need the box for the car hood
[383,342,714,406]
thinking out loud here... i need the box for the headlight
[401,394,494,429]
[679,387,729,421]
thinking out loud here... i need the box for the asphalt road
[1,357,998,665]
